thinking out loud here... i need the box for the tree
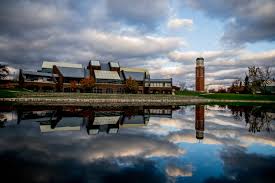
[244,75,249,93]
[208,88,216,93]
[125,77,138,93]
[217,87,226,93]
[179,81,187,91]
[70,80,78,92]
[80,77,95,92]
[0,65,9,80]
[228,79,244,93]
[247,66,274,94]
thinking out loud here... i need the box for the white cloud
[167,49,275,89]
[167,18,193,30]
[166,164,192,177]
[79,29,184,58]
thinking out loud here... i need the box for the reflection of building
[86,111,121,135]
[40,117,82,133]
[144,107,173,118]
[195,105,205,140]
[195,57,205,92]
[9,106,176,135]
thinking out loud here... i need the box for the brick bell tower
[195,105,205,140]
[195,57,205,92]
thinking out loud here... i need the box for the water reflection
[195,105,205,140]
[0,104,275,183]
[228,106,273,133]
[1,106,177,134]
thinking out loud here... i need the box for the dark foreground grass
[0,89,31,98]
[176,91,275,101]
[1,89,274,102]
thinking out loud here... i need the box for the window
[106,88,113,93]
[117,88,124,93]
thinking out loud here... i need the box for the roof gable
[58,67,85,78]
[42,61,82,69]
[94,70,121,80]
[123,71,144,81]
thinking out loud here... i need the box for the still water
[0,104,274,183]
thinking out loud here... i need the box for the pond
[0,104,274,183]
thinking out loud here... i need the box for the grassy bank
[0,89,198,100]
[0,89,274,102]
[175,91,275,101]
[0,89,31,98]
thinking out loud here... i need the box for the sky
[0,0,274,89]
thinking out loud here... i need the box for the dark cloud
[0,150,167,183]
[204,148,275,183]
[185,0,275,45]
[0,120,183,182]
[106,0,170,29]
[0,0,180,70]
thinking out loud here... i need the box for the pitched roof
[90,60,100,66]
[94,70,121,80]
[58,67,85,78]
[42,61,82,69]
[150,78,172,82]
[121,67,149,74]
[109,62,119,68]
[123,71,144,81]
[100,63,110,71]
[23,71,59,77]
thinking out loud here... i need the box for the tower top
[196,57,204,67]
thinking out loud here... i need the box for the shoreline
[1,97,274,106]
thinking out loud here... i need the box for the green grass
[1,88,275,102]
[175,90,201,97]
[176,91,275,101]
[0,88,31,98]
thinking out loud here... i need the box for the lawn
[0,89,31,98]
[1,89,274,102]
[176,91,275,101]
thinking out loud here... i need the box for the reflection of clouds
[0,125,184,182]
[1,105,275,182]
[240,135,275,147]
[206,117,244,128]
[206,147,275,183]
[83,135,185,161]
[0,129,185,162]
[166,164,192,177]
[168,131,222,145]
[0,111,17,122]
[128,117,195,136]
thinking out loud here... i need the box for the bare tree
[247,66,274,94]
[0,65,9,80]
[179,81,187,91]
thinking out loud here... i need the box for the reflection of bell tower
[195,57,205,92]
[195,105,205,140]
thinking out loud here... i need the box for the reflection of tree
[247,107,272,133]
[0,114,7,128]
[124,107,140,119]
[228,106,273,133]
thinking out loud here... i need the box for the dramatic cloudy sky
[0,0,274,89]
